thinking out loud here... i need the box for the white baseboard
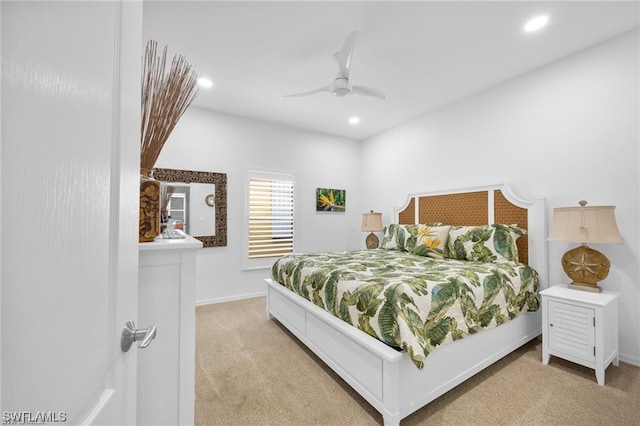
[619,352,640,367]
[196,291,267,307]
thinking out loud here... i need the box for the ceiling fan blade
[284,85,331,97]
[351,85,386,99]
[333,30,359,78]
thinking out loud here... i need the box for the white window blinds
[248,177,295,259]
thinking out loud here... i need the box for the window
[243,171,295,270]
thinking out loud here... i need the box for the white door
[1,1,142,424]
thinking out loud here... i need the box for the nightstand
[540,285,619,385]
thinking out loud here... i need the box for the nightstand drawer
[548,300,595,363]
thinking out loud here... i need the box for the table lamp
[547,200,623,292]
[361,211,383,249]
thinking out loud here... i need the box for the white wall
[361,30,640,365]
[155,109,362,304]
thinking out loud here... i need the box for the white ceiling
[142,1,639,141]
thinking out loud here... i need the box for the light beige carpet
[195,297,640,425]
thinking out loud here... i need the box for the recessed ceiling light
[524,15,549,33]
[349,116,360,125]
[197,77,213,88]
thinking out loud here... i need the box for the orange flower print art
[316,188,346,212]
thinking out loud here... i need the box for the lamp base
[561,244,610,292]
[365,232,379,249]
[568,282,603,293]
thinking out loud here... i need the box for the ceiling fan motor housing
[331,77,351,97]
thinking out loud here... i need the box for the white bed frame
[265,184,548,425]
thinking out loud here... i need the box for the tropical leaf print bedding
[271,249,539,370]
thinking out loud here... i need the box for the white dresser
[138,236,203,425]
[540,285,619,385]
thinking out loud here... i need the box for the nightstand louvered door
[548,300,595,364]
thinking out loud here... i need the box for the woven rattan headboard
[396,185,541,267]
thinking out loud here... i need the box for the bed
[265,184,548,425]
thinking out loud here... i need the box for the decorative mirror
[153,168,227,247]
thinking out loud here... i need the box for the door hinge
[594,346,596,356]
[593,317,595,327]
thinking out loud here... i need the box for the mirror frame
[153,168,227,247]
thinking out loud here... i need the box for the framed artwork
[316,188,346,212]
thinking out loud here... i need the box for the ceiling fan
[285,30,386,100]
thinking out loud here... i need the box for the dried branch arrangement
[140,40,200,172]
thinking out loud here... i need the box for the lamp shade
[548,204,623,244]
[361,211,383,232]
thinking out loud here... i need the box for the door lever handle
[121,321,157,352]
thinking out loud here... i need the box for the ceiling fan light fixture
[524,15,549,33]
[333,88,351,97]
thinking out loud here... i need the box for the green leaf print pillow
[445,224,525,263]
[381,224,402,250]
